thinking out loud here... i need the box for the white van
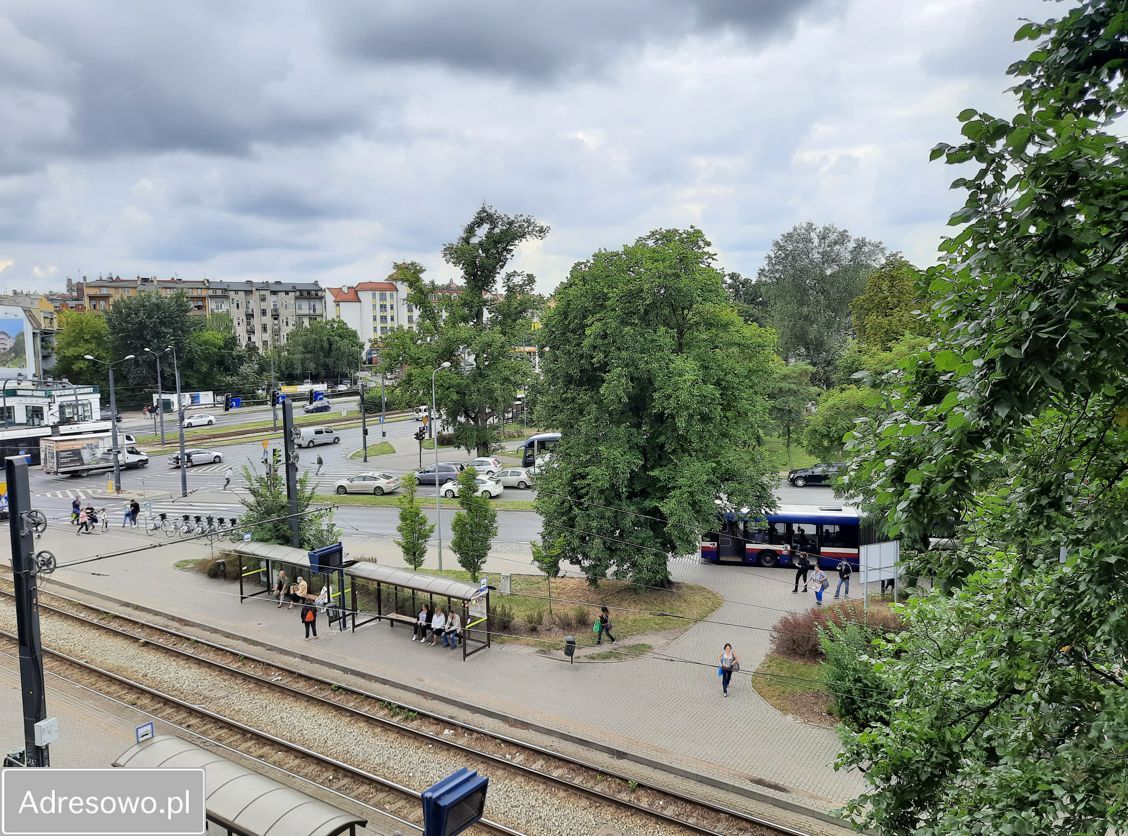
[413,405,430,421]
[297,427,340,448]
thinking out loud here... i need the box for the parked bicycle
[176,514,194,537]
[145,512,167,537]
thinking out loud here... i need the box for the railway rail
[0,586,818,836]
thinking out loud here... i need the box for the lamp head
[441,361,451,369]
[123,354,135,361]
[83,354,95,361]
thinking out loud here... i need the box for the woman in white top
[430,607,446,646]
[413,603,430,642]
[443,609,461,649]
[719,643,739,697]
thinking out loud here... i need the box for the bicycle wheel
[162,520,177,539]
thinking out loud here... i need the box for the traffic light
[414,428,426,443]
[223,393,232,412]
[272,390,285,406]
[308,389,315,404]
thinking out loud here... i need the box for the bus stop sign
[422,768,488,836]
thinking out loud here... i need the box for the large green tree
[104,292,197,407]
[766,361,818,467]
[833,4,1128,832]
[379,207,547,456]
[758,222,884,386]
[450,468,498,582]
[848,254,928,351]
[54,311,110,390]
[536,227,778,587]
[239,465,339,550]
[280,319,363,381]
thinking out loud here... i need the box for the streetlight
[83,353,135,493]
[2,372,27,428]
[143,347,170,446]
[168,345,188,498]
[432,361,451,571]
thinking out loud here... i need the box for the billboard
[0,306,34,379]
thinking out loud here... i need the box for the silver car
[494,468,533,489]
[463,457,502,475]
[334,472,400,496]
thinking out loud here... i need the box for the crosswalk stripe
[34,489,91,500]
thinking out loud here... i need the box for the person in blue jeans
[718,643,738,696]
[443,609,461,648]
[834,560,852,599]
[811,567,828,606]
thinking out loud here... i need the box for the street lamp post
[82,354,135,493]
[169,345,188,498]
[432,361,451,571]
[143,347,169,446]
[2,373,27,428]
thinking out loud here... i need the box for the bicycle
[176,514,194,538]
[227,517,242,542]
[192,515,206,536]
[145,512,167,537]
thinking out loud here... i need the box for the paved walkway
[30,524,865,818]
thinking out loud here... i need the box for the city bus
[519,432,560,469]
[701,505,871,570]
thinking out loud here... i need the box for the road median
[315,493,537,512]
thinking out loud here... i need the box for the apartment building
[83,276,210,314]
[324,279,465,344]
[210,280,325,350]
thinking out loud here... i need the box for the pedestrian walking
[121,502,132,527]
[596,606,616,645]
[429,606,446,646]
[834,559,852,599]
[301,602,318,639]
[71,497,81,525]
[274,569,289,608]
[315,454,323,476]
[718,643,739,697]
[128,500,140,527]
[223,466,233,490]
[413,603,431,642]
[811,566,829,606]
[444,608,461,649]
[792,550,811,593]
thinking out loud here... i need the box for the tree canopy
[54,311,110,390]
[848,254,928,351]
[834,3,1128,831]
[279,319,364,381]
[536,227,778,587]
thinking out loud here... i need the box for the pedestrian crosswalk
[35,489,92,500]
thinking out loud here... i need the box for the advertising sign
[0,305,34,379]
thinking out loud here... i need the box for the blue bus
[519,432,560,469]
[701,505,869,570]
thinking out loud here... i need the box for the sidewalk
[29,524,864,823]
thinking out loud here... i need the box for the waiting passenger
[443,609,461,649]
[792,551,812,594]
[430,607,446,646]
[300,601,318,640]
[275,570,289,608]
[811,566,829,607]
[413,603,431,642]
[289,574,308,609]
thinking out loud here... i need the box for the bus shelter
[348,562,491,661]
[232,541,353,632]
[115,736,366,836]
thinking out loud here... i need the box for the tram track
[0,585,818,836]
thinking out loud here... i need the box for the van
[413,405,430,421]
[297,427,340,448]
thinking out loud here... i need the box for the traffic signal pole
[281,399,300,548]
[359,381,368,464]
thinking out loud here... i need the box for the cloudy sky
[0,0,1045,294]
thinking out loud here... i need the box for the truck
[39,434,149,477]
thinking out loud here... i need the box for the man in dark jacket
[834,559,853,599]
[792,550,811,593]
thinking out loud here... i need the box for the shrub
[571,606,591,630]
[770,601,904,662]
[493,602,514,632]
[525,608,545,632]
[821,621,895,730]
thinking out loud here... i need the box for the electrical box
[33,717,58,747]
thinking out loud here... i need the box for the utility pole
[6,457,51,767]
[281,399,300,548]
[359,381,369,463]
[154,353,166,446]
[108,363,122,494]
[380,372,386,438]
[270,354,278,431]
[171,346,187,498]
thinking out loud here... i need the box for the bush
[770,601,903,662]
[525,608,545,633]
[571,605,590,630]
[821,621,895,730]
[493,602,514,632]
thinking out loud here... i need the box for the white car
[183,414,216,428]
[440,476,503,499]
[463,457,502,476]
[335,472,400,496]
[168,448,224,467]
[494,468,533,489]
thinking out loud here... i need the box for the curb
[38,575,852,832]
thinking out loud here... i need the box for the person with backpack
[71,497,81,526]
[596,606,615,644]
[834,559,853,599]
[300,601,318,639]
[792,550,812,593]
[811,565,829,606]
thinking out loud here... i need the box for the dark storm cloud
[321,0,834,80]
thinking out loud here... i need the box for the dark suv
[415,462,464,485]
[787,463,843,487]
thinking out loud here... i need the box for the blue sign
[135,722,154,744]
[422,768,489,836]
[312,390,325,402]
[379,414,385,424]
[308,542,343,574]
[230,397,242,408]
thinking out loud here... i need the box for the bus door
[715,520,745,562]
[793,524,818,562]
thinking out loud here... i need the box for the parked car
[335,472,400,496]
[183,414,216,428]
[297,427,340,447]
[787,463,843,487]
[303,399,331,414]
[415,462,463,485]
[494,467,533,489]
[463,457,502,475]
[440,475,503,499]
[168,448,224,467]
[413,405,430,421]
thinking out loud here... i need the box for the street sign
[422,414,430,427]
[135,722,154,744]
[261,439,269,449]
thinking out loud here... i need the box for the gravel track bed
[0,602,732,836]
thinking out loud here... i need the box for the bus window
[768,522,790,545]
[794,525,815,552]
[748,524,770,544]
[820,523,859,549]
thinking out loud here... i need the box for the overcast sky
[0,0,1045,295]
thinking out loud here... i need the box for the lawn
[751,652,835,726]
[347,442,395,460]
[316,493,538,511]
[137,408,364,446]
[416,569,722,650]
[763,435,818,473]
